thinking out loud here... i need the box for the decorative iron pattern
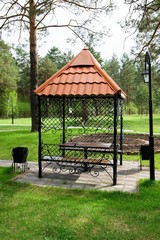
[41,97,63,133]
[41,158,113,180]
[39,95,123,182]
[64,97,115,142]
[51,162,114,179]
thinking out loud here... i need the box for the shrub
[124,102,138,115]
[18,100,31,117]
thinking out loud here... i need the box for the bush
[124,102,138,115]
[18,100,31,117]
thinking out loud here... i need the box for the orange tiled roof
[35,48,126,98]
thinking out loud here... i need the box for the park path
[1,160,160,192]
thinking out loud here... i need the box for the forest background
[0,40,159,120]
[0,0,159,123]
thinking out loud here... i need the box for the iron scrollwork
[42,159,114,181]
[39,96,123,184]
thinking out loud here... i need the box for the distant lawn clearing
[124,114,160,134]
[1,114,160,133]
[0,117,31,125]
[0,115,160,169]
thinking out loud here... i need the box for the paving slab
[1,160,160,192]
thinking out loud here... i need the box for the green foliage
[38,56,57,85]
[135,83,148,115]
[103,52,159,114]
[124,101,138,115]
[103,53,120,86]
[120,53,136,103]
[152,65,160,111]
[14,46,30,98]
[0,40,19,118]
[46,46,73,70]
[89,46,104,65]
[1,42,160,118]
[124,0,160,60]
[137,0,160,60]
[7,91,19,117]
[18,100,30,118]
[38,47,74,85]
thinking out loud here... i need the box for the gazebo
[35,48,126,185]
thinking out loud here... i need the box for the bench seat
[42,156,112,166]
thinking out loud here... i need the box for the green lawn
[0,166,160,240]
[0,116,160,239]
[1,114,160,133]
[0,117,31,125]
[0,115,160,167]
[0,129,38,161]
[124,114,160,133]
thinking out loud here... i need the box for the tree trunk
[29,0,38,132]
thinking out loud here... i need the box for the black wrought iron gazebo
[35,48,126,185]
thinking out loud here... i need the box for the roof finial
[83,43,88,50]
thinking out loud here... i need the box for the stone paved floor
[1,160,160,192]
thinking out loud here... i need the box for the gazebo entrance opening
[38,94,123,185]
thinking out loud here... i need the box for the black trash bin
[12,147,29,172]
[140,145,150,170]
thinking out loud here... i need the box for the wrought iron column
[113,94,118,185]
[62,97,66,157]
[38,96,42,178]
[120,99,123,165]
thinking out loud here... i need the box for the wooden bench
[41,155,113,179]
[60,141,113,158]
[39,142,121,184]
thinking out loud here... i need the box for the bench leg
[83,163,88,172]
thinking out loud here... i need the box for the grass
[124,114,160,133]
[0,129,38,161]
[1,114,160,133]
[0,115,160,167]
[0,117,31,125]
[0,166,160,240]
[0,115,160,239]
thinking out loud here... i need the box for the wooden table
[60,142,112,159]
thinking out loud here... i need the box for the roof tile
[35,48,126,98]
